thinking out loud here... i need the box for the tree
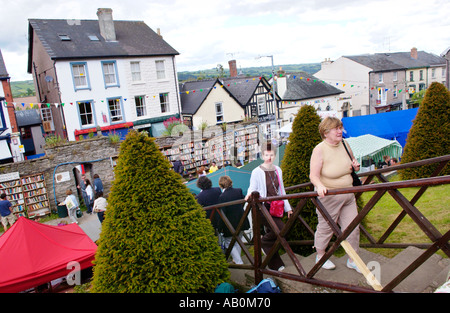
[281,105,322,256]
[91,131,229,292]
[400,82,450,180]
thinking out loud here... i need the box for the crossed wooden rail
[203,155,450,293]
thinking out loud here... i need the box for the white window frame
[155,60,166,80]
[77,100,95,128]
[102,61,120,88]
[71,62,90,91]
[107,97,124,123]
[257,96,266,115]
[135,95,147,117]
[215,102,224,123]
[159,93,169,113]
[130,61,142,82]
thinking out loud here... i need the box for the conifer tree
[281,105,322,256]
[400,82,450,180]
[91,131,229,292]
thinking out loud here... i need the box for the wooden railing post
[250,191,263,284]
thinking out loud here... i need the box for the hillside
[11,80,35,98]
[178,63,321,81]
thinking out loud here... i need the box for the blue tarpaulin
[342,108,418,148]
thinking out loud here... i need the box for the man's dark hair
[196,176,212,190]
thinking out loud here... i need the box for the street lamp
[256,55,280,134]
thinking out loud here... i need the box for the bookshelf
[0,172,50,219]
[159,124,259,176]
[0,172,26,218]
[21,173,50,218]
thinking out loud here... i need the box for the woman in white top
[93,191,107,223]
[245,142,292,271]
[85,179,94,214]
[64,189,79,224]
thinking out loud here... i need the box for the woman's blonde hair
[318,116,343,139]
[218,175,233,189]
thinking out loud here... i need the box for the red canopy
[0,217,97,293]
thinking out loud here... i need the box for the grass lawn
[361,174,449,258]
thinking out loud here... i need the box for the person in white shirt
[93,191,108,223]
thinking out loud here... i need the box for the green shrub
[91,131,229,292]
[281,105,322,256]
[400,82,450,180]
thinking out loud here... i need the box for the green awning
[345,134,402,169]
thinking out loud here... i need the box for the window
[58,34,71,41]
[156,60,166,79]
[159,93,169,113]
[108,98,123,122]
[432,68,436,79]
[393,85,398,98]
[102,61,119,87]
[78,101,94,127]
[378,73,383,83]
[393,71,398,81]
[215,102,223,123]
[71,63,89,90]
[420,70,424,81]
[257,96,266,115]
[135,96,146,117]
[130,61,141,82]
[410,71,414,82]
[40,107,54,132]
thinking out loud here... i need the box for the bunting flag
[2,74,415,110]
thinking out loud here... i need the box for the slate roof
[219,76,265,106]
[281,71,344,101]
[28,19,179,72]
[0,49,9,79]
[180,76,272,115]
[345,51,445,72]
[15,109,42,127]
[179,79,218,115]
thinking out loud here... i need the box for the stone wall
[0,136,120,213]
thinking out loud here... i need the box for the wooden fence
[203,154,450,293]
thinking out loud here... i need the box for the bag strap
[275,168,284,196]
[342,140,356,171]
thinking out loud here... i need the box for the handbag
[267,168,285,217]
[269,200,284,218]
[342,141,362,186]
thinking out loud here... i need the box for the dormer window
[88,35,99,41]
[58,34,71,41]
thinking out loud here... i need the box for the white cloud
[1,0,450,81]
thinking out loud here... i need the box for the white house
[27,8,181,141]
[315,48,446,115]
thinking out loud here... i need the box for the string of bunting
[3,74,415,109]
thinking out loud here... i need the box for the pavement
[44,211,103,242]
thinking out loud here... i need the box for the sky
[1,0,450,81]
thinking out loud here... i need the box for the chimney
[228,60,237,77]
[411,47,418,59]
[97,8,116,41]
[321,58,332,69]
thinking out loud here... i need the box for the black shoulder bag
[342,141,362,186]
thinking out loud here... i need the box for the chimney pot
[228,60,237,77]
[411,47,418,59]
[97,8,116,41]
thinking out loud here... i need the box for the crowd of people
[193,116,364,274]
[60,173,107,225]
